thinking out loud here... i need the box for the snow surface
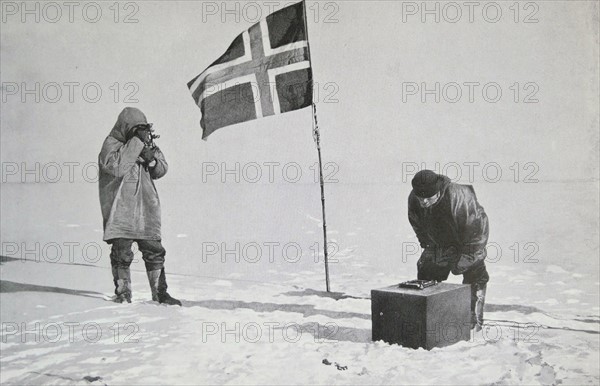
[1,253,599,385]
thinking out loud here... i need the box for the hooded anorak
[98,107,167,242]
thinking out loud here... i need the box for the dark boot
[471,284,486,331]
[112,266,119,296]
[113,267,132,303]
[463,263,489,331]
[475,285,486,330]
[147,268,181,306]
[146,269,160,302]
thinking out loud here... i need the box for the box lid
[371,282,470,297]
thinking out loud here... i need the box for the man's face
[417,192,441,208]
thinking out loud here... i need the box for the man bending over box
[408,170,490,331]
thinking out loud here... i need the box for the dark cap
[412,170,443,198]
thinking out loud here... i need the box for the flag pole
[312,104,331,293]
[302,0,330,292]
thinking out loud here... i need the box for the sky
[1,1,598,180]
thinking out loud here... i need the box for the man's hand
[451,249,486,275]
[135,128,152,144]
[140,146,155,164]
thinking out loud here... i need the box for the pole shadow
[0,280,104,299]
[183,299,372,343]
[279,288,369,300]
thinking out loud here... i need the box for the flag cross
[189,20,310,119]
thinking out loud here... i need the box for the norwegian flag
[187,1,313,139]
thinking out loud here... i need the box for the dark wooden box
[371,283,471,349]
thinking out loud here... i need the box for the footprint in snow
[82,375,103,383]
[322,359,347,371]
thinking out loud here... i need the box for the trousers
[109,238,166,272]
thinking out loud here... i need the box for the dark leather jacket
[408,176,489,273]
